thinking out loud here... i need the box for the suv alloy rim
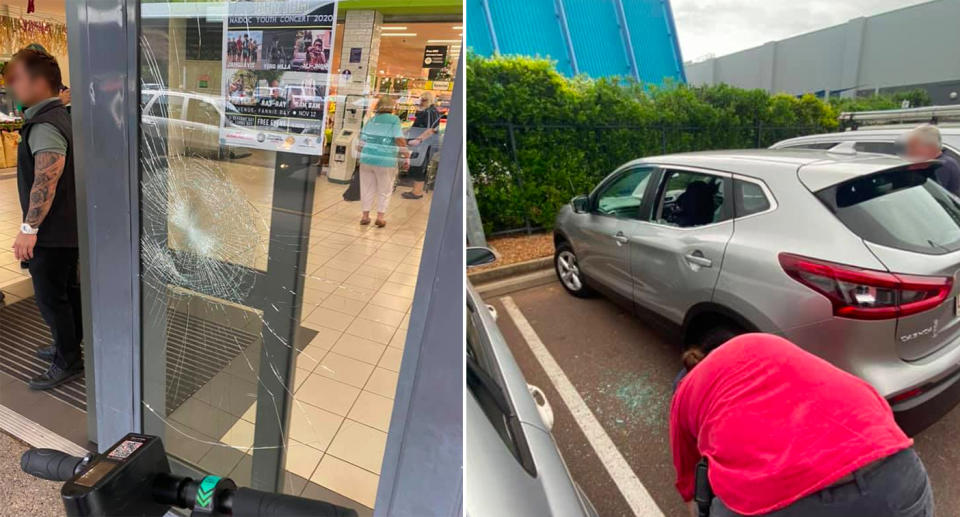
[557,250,582,291]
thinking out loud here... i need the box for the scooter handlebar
[20,448,84,482]
[231,487,358,517]
[20,445,359,517]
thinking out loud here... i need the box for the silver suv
[553,149,960,434]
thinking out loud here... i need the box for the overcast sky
[672,0,931,62]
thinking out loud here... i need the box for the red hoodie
[670,334,911,515]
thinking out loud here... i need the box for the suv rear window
[816,166,960,255]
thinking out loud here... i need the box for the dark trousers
[28,246,83,369]
[711,448,933,517]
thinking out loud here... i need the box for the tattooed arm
[12,151,65,260]
[25,151,67,227]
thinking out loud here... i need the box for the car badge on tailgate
[900,319,938,343]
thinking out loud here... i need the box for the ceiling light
[382,26,408,30]
[382,33,417,37]
[452,26,463,30]
[427,39,461,43]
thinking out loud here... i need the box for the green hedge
[467,53,928,234]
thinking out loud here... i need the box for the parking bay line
[501,296,665,517]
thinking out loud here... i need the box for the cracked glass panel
[139,1,460,511]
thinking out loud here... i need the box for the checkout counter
[328,94,364,183]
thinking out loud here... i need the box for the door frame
[66,0,143,450]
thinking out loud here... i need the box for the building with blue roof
[467,0,685,84]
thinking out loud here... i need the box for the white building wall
[770,25,846,94]
[857,0,960,89]
[684,0,960,102]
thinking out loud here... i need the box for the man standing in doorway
[7,48,82,390]
[904,124,960,196]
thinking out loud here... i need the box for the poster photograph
[225,30,263,68]
[220,1,338,155]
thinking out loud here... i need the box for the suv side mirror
[572,195,590,214]
[466,247,497,268]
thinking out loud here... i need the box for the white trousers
[359,163,396,214]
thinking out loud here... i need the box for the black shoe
[36,345,55,361]
[29,363,83,390]
[402,191,423,199]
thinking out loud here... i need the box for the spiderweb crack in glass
[140,161,266,302]
[139,35,328,457]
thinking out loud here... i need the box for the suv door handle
[613,231,628,245]
[684,251,713,268]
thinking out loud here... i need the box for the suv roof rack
[840,105,960,130]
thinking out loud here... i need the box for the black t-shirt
[413,105,441,130]
[935,151,960,196]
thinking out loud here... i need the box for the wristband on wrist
[20,223,38,235]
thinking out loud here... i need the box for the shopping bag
[342,165,361,201]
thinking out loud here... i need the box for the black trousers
[28,246,83,369]
[711,448,933,517]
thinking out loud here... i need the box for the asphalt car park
[486,280,960,517]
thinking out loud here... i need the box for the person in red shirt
[670,333,932,517]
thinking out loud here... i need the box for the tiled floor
[0,161,431,511]
[286,173,427,507]
[287,178,426,507]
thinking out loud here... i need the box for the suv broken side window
[655,170,733,228]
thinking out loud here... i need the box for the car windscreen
[815,164,960,255]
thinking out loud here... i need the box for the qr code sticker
[107,440,143,460]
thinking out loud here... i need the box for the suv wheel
[698,324,742,352]
[555,243,593,297]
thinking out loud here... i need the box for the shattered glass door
[139,2,322,495]
[138,1,455,511]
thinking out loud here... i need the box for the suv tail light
[778,253,952,320]
[889,387,925,405]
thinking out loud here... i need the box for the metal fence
[467,122,835,235]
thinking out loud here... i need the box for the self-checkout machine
[328,94,364,183]
[328,10,383,183]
